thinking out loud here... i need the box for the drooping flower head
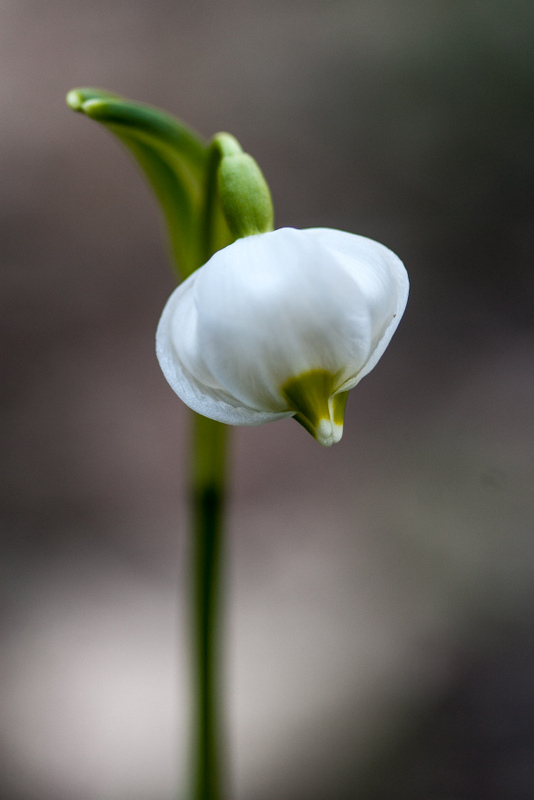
[156,226,408,445]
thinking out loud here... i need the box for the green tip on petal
[281,369,348,446]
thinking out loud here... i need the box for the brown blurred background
[2,1,534,798]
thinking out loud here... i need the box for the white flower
[156,227,408,445]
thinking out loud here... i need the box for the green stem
[190,412,228,800]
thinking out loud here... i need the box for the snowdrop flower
[156,227,408,446]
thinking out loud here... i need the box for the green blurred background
[2,1,534,798]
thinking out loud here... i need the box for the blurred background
[2,1,534,798]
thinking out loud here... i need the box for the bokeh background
[2,1,534,798]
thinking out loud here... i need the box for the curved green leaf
[67,88,213,279]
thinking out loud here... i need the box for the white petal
[192,229,376,409]
[305,228,409,389]
[156,279,289,425]
[155,227,409,429]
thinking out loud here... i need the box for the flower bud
[213,132,274,238]
[156,227,408,445]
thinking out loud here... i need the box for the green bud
[212,133,274,239]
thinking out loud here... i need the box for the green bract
[66,88,272,279]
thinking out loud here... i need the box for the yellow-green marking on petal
[281,369,348,446]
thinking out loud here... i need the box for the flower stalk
[190,414,227,800]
